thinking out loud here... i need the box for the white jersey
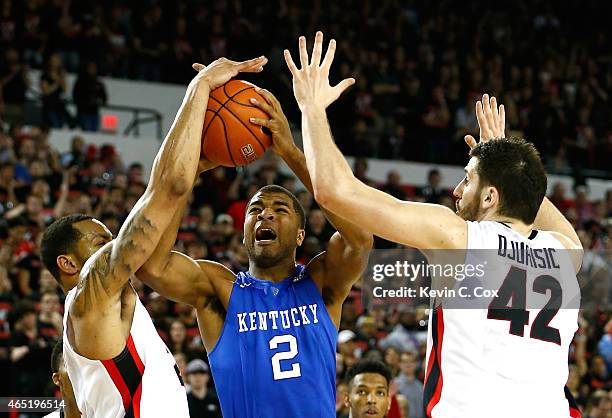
[62,286,189,418]
[425,221,581,418]
[43,409,62,418]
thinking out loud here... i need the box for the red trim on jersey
[425,306,445,417]
[102,334,145,418]
[127,334,145,374]
[570,406,582,418]
[101,357,132,412]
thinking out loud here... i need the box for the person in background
[344,360,392,418]
[185,359,221,418]
[394,351,424,418]
[44,339,79,418]
[40,54,71,128]
[72,61,107,131]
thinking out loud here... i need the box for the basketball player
[285,32,583,417]
[136,86,373,417]
[344,360,392,418]
[39,55,268,417]
[44,339,79,418]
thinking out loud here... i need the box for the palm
[465,94,506,149]
[284,32,355,110]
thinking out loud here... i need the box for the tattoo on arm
[111,212,157,277]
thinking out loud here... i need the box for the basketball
[202,79,272,167]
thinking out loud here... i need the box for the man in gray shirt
[394,351,424,418]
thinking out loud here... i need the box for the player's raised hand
[284,31,355,110]
[248,88,296,158]
[465,93,506,149]
[191,56,268,90]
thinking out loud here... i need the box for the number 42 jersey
[425,221,581,418]
[208,265,337,418]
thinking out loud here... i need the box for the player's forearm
[301,106,356,207]
[534,197,581,247]
[281,144,372,249]
[148,79,210,197]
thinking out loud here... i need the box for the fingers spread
[284,50,299,75]
[299,36,309,69]
[333,77,356,95]
[464,135,478,149]
[321,39,337,72]
[498,104,505,135]
[311,31,323,67]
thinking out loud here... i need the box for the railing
[99,103,163,139]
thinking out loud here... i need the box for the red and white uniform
[425,221,581,418]
[62,287,189,418]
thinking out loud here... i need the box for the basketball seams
[208,95,268,155]
[215,109,238,166]
[222,83,260,109]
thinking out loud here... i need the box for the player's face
[244,192,304,267]
[453,157,485,221]
[345,373,390,418]
[74,219,114,264]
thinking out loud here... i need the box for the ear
[296,229,305,247]
[57,255,78,276]
[481,186,499,210]
[52,372,61,387]
[344,391,351,409]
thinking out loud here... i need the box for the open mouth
[255,226,277,243]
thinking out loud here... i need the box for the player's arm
[73,57,267,313]
[284,33,467,250]
[465,94,583,253]
[249,88,373,292]
[136,163,234,307]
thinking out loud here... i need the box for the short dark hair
[51,338,63,373]
[345,360,393,388]
[254,185,306,228]
[41,214,93,279]
[469,138,547,224]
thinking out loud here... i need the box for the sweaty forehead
[248,191,292,207]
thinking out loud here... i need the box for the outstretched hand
[284,31,355,110]
[191,56,268,91]
[464,93,505,149]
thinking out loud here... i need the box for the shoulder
[195,259,235,280]
[547,231,584,273]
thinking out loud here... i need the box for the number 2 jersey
[208,264,337,418]
[425,221,581,418]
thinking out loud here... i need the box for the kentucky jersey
[208,264,337,418]
[424,221,581,418]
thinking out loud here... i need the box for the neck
[482,212,534,237]
[191,385,207,398]
[248,257,296,283]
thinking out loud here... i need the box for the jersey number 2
[269,335,302,380]
[487,266,562,345]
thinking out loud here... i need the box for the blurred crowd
[0,0,610,172]
[0,125,611,417]
[0,0,611,417]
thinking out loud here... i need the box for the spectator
[0,48,28,124]
[72,61,107,131]
[10,300,52,396]
[420,169,447,204]
[38,291,62,340]
[394,351,424,418]
[40,54,71,128]
[185,359,222,418]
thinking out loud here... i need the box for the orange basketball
[202,79,272,167]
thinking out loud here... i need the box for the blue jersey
[208,264,337,418]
